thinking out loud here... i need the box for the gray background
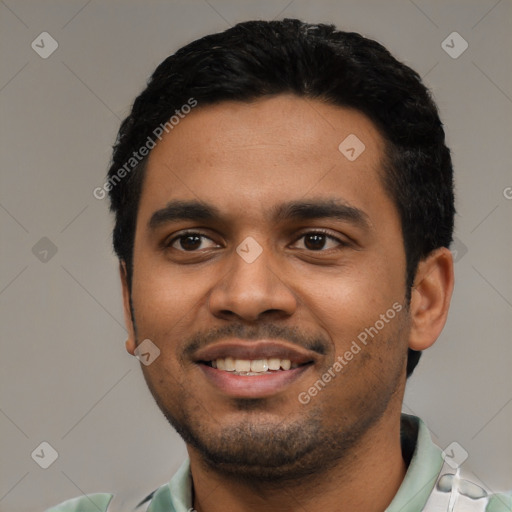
[0,0,511,510]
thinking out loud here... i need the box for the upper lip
[193,339,319,365]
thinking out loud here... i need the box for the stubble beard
[145,347,406,484]
[136,299,409,484]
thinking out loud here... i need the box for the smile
[192,339,318,397]
[205,357,300,375]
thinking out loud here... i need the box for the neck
[188,409,407,512]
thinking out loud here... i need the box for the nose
[208,240,297,323]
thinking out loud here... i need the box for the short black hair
[107,19,455,378]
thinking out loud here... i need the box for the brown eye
[304,233,328,250]
[177,234,202,251]
[167,232,219,252]
[293,231,345,251]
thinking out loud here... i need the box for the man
[49,19,511,512]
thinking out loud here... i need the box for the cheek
[132,260,206,326]
[301,261,406,360]
[305,257,403,317]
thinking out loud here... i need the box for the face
[124,94,411,481]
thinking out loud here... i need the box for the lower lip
[198,363,312,398]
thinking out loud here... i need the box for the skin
[121,94,454,512]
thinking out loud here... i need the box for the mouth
[193,340,317,398]
[202,357,304,375]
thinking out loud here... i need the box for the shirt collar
[385,414,444,511]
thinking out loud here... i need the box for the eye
[292,231,347,251]
[167,231,220,252]
[165,229,348,253]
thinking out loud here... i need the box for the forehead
[137,94,393,228]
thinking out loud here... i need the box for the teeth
[250,359,269,372]
[268,358,281,370]
[225,357,236,371]
[235,359,251,372]
[211,358,295,374]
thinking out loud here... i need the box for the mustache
[183,323,328,358]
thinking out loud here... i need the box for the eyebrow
[149,200,221,228]
[148,198,371,230]
[271,198,370,229]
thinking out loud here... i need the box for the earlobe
[408,247,454,351]
[120,261,136,356]
[125,338,136,355]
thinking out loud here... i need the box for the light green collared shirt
[47,414,511,512]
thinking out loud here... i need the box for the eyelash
[165,229,348,253]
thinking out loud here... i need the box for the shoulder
[45,493,114,512]
[397,415,512,512]
[46,460,191,512]
[424,460,512,511]
[45,481,175,512]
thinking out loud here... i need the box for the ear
[408,247,454,351]
[120,261,136,356]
